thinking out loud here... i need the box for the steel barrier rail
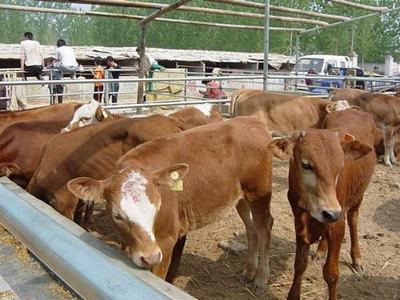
[103,99,230,110]
[0,75,263,87]
[0,178,194,300]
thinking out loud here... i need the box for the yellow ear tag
[170,171,183,191]
[102,110,108,119]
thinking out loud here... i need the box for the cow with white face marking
[68,117,274,294]
[61,99,122,132]
[269,109,376,300]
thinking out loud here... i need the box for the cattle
[229,89,348,135]
[0,102,82,135]
[328,88,367,103]
[330,89,400,166]
[0,120,70,188]
[61,99,122,132]
[27,115,187,228]
[168,104,223,129]
[67,117,274,294]
[269,109,376,300]
[230,88,300,117]
[345,92,400,166]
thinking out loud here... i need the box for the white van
[295,55,352,75]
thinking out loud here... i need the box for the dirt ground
[89,159,400,300]
[2,158,399,299]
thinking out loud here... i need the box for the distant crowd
[20,31,122,105]
[18,31,227,108]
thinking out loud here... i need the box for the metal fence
[1,67,400,113]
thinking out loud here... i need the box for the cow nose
[322,210,340,223]
[141,251,162,267]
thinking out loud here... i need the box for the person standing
[105,56,121,104]
[47,58,64,104]
[55,39,78,79]
[135,47,165,92]
[92,56,104,102]
[20,32,44,80]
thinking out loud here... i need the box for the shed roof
[0,43,293,68]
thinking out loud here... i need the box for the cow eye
[301,161,313,171]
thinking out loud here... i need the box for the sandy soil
[90,159,400,299]
[3,158,399,299]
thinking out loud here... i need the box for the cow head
[67,163,189,268]
[269,129,371,224]
[61,100,111,133]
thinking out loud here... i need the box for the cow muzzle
[131,248,163,269]
[322,210,341,223]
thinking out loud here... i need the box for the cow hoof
[251,280,266,296]
[239,268,256,283]
[351,264,365,275]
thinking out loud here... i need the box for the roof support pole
[136,0,192,113]
[263,0,270,91]
[294,32,300,92]
[136,24,147,114]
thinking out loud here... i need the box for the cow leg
[236,199,258,282]
[165,235,187,283]
[389,130,397,165]
[323,219,345,300]
[248,195,273,294]
[287,237,310,300]
[312,235,327,262]
[347,205,363,273]
[382,125,392,167]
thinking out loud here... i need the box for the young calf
[269,110,376,300]
[67,117,274,293]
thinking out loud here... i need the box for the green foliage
[0,0,398,62]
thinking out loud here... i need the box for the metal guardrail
[0,177,195,300]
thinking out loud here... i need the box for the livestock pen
[0,1,400,299]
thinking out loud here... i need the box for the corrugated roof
[0,43,294,66]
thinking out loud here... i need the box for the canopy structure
[2,0,400,96]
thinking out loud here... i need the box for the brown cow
[27,115,186,226]
[230,89,346,135]
[0,120,69,188]
[0,102,82,135]
[230,88,300,117]
[1,104,222,190]
[269,109,376,300]
[328,88,367,102]
[330,89,400,166]
[67,117,274,294]
[168,104,223,129]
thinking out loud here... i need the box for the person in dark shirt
[105,56,122,104]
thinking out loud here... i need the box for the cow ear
[0,163,21,177]
[67,177,107,202]
[340,140,372,160]
[268,138,294,160]
[153,163,189,192]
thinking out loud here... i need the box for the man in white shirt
[55,39,79,79]
[20,32,44,80]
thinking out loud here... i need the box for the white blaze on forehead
[194,103,212,116]
[120,171,157,241]
[334,100,350,111]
